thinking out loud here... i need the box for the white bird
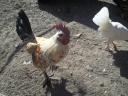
[92,6,128,51]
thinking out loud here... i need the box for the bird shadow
[38,0,128,30]
[46,78,86,96]
[112,50,128,79]
[0,43,26,74]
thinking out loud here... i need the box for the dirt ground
[0,0,128,96]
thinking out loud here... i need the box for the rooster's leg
[43,71,52,89]
[105,40,111,51]
[50,65,58,72]
[112,41,118,51]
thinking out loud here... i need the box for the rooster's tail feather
[16,9,36,42]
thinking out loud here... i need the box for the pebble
[104,90,107,94]
[73,33,82,39]
[99,82,104,87]
[23,61,32,65]
[86,65,93,72]
[102,68,106,72]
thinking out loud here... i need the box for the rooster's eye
[59,34,63,37]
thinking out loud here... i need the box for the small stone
[86,65,93,72]
[103,68,106,72]
[104,90,107,94]
[70,73,73,76]
[23,61,32,65]
[14,3,22,9]
[73,33,82,39]
[99,82,104,87]
[88,75,92,78]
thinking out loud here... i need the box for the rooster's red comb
[53,23,70,34]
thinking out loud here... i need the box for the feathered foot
[112,42,118,51]
[105,41,111,51]
[105,39,118,52]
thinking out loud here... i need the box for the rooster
[16,10,70,88]
[92,7,128,51]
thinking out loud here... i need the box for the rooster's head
[53,23,70,45]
